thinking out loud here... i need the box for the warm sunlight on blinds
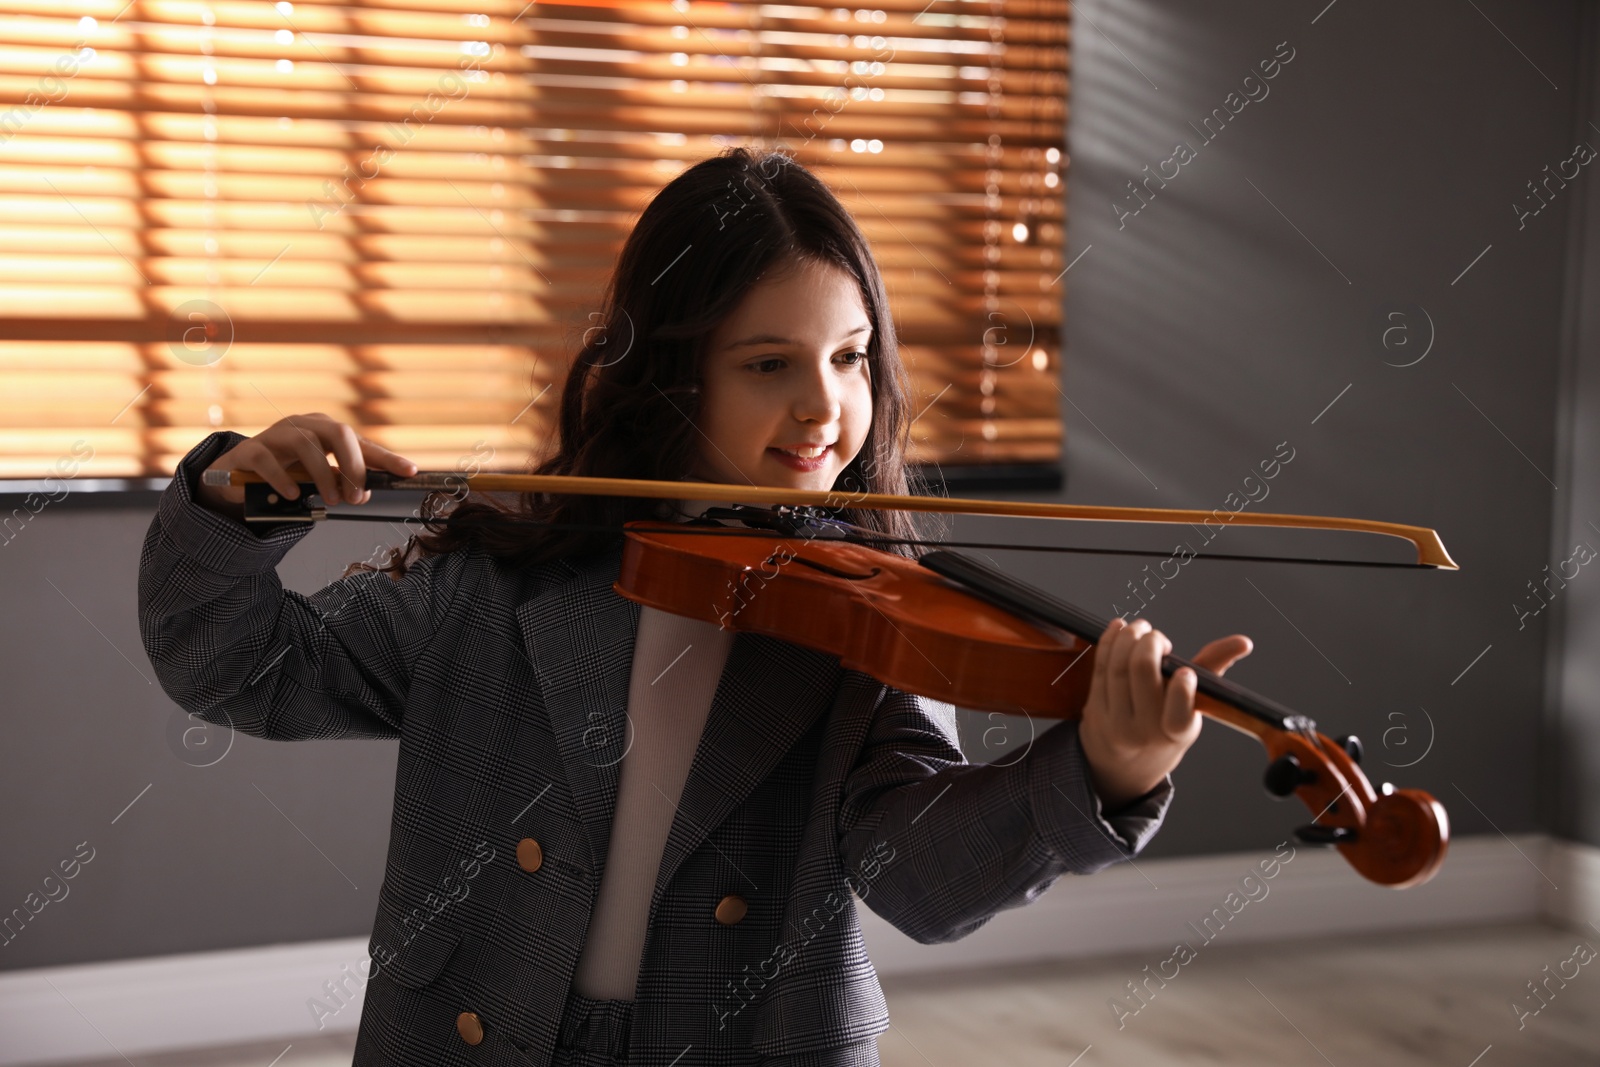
[0,0,1068,480]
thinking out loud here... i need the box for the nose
[790,353,842,426]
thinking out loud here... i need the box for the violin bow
[207,463,1455,885]
[204,466,1460,571]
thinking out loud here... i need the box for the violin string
[918,548,1313,736]
[303,510,1346,744]
[304,511,1435,569]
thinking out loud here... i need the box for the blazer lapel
[648,627,842,915]
[516,547,640,876]
[517,542,845,900]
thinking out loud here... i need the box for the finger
[286,431,341,505]
[245,446,301,501]
[1128,628,1169,727]
[1162,665,1202,742]
[1104,618,1149,725]
[1189,635,1254,676]
[1084,616,1126,708]
[324,422,368,505]
[358,436,419,478]
[266,416,335,501]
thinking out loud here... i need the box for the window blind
[0,0,1068,481]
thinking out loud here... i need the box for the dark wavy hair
[351,146,940,580]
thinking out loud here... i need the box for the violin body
[616,519,1449,890]
[616,522,1099,719]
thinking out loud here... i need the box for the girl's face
[693,256,874,491]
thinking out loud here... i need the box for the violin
[617,506,1448,889]
[206,465,1454,888]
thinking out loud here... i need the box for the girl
[140,147,1251,1067]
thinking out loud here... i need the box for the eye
[747,357,785,374]
[836,350,867,365]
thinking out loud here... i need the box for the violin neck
[918,549,1311,735]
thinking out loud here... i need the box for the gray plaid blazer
[139,431,1173,1067]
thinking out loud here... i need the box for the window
[0,0,1068,484]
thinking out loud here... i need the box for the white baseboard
[0,936,373,1066]
[859,832,1557,977]
[0,833,1591,1066]
[1543,836,1600,935]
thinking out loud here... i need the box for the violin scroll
[1261,727,1449,889]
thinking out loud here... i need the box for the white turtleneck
[571,499,738,1001]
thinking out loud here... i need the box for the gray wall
[1550,3,1600,848]
[947,0,1589,864]
[0,0,1591,972]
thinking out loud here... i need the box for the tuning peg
[1262,753,1317,798]
[1337,734,1363,764]
[1293,823,1356,846]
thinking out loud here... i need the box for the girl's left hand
[1077,617,1254,811]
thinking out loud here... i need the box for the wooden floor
[874,920,1599,1067]
[48,921,1599,1067]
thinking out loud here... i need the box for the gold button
[516,838,543,873]
[715,894,748,925]
[456,1011,484,1045]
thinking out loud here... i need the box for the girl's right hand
[196,412,419,518]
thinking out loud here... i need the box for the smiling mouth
[766,444,833,471]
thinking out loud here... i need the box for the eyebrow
[725,324,873,349]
